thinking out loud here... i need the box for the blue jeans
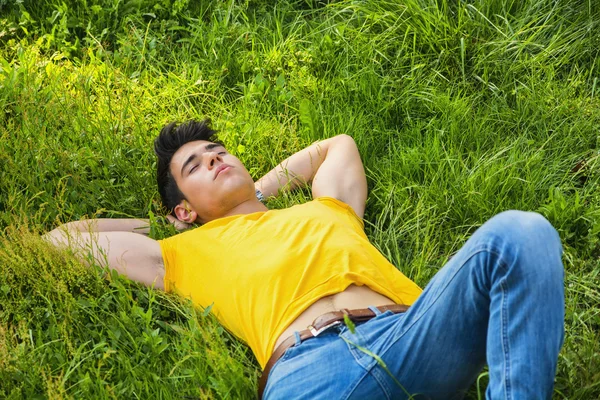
[263,211,565,400]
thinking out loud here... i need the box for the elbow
[334,133,354,143]
[333,134,358,149]
[332,134,359,153]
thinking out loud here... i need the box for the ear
[174,200,198,223]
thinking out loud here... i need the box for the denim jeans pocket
[277,328,341,366]
[278,342,301,363]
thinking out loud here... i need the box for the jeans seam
[340,370,373,400]
[369,365,393,400]
[501,277,511,400]
[343,330,372,370]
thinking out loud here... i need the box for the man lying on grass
[46,120,565,399]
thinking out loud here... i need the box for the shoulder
[299,197,365,228]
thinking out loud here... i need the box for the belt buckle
[307,320,342,337]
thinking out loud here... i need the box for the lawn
[0,0,599,398]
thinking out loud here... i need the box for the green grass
[0,0,599,398]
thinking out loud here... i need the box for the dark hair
[154,119,220,213]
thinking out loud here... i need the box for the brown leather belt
[257,304,409,399]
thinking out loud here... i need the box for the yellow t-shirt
[159,197,422,368]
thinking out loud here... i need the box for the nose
[203,151,223,169]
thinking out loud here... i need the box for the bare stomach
[273,284,396,353]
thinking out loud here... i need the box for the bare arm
[254,134,367,218]
[44,221,166,290]
[58,218,153,235]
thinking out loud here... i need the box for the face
[170,140,255,223]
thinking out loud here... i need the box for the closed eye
[187,151,226,175]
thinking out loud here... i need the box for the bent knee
[487,210,563,273]
[492,210,559,241]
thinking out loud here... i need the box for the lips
[214,164,232,179]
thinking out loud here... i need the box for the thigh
[342,230,500,398]
[344,210,563,399]
[382,250,491,399]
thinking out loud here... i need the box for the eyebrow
[180,143,224,177]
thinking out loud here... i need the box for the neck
[201,198,268,224]
[223,198,269,218]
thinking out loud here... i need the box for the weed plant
[0,0,599,398]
